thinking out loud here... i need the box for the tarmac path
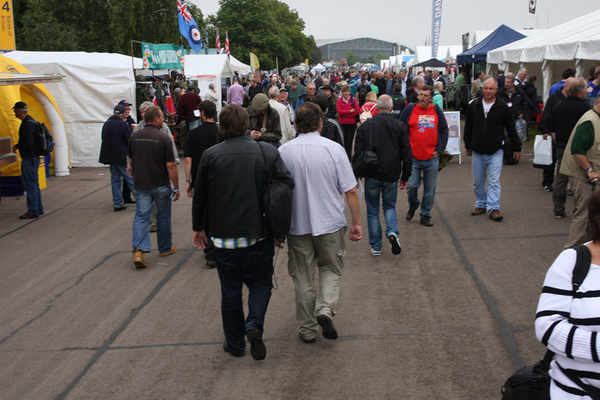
[0,142,572,399]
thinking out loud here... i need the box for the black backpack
[30,120,54,156]
[390,93,406,116]
[501,244,594,400]
[358,85,369,104]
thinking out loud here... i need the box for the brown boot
[471,207,486,215]
[133,250,147,269]
[159,246,177,257]
[489,210,503,221]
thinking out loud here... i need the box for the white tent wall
[184,54,234,113]
[4,51,141,167]
[486,9,600,101]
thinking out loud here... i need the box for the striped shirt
[535,245,600,398]
[278,131,357,236]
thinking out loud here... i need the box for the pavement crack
[0,253,118,347]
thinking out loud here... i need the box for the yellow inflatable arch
[0,55,68,178]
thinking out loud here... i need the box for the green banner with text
[142,42,184,70]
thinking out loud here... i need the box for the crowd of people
[10,63,600,391]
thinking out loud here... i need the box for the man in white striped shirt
[279,102,362,344]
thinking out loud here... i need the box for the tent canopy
[229,55,251,76]
[184,54,234,112]
[5,51,141,168]
[486,9,600,101]
[311,63,326,74]
[487,10,600,64]
[457,25,526,64]
[413,58,447,68]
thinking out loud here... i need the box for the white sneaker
[370,248,382,256]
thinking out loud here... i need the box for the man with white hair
[206,83,220,107]
[353,95,412,256]
[515,68,527,86]
[406,76,424,104]
[268,86,294,144]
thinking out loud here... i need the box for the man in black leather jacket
[192,105,294,361]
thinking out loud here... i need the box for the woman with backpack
[535,189,600,398]
[336,86,359,160]
[359,91,378,125]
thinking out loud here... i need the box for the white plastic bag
[533,135,553,166]
[515,118,527,142]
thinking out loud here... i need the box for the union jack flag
[225,31,230,55]
[177,0,192,23]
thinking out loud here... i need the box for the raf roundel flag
[177,0,203,53]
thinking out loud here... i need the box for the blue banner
[177,0,203,53]
[432,0,442,59]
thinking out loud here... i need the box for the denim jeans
[364,178,399,251]
[110,163,135,208]
[132,186,172,253]
[407,157,439,218]
[472,149,503,212]
[214,239,274,356]
[21,157,43,215]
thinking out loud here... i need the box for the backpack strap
[572,244,591,292]
[539,244,592,373]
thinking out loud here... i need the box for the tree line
[13,0,316,70]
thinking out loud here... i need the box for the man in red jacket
[174,87,202,132]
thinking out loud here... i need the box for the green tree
[345,51,357,66]
[15,0,204,56]
[211,0,314,70]
[309,46,323,65]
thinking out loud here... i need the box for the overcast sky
[191,0,599,54]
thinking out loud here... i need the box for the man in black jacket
[12,101,44,219]
[192,105,294,361]
[548,78,591,219]
[354,95,412,256]
[538,77,573,191]
[465,77,521,222]
[99,104,136,212]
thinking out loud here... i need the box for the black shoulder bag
[501,244,599,399]
[352,120,378,178]
[257,142,293,242]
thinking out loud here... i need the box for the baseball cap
[12,101,27,110]
[114,104,126,115]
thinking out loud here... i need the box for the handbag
[501,244,597,400]
[352,119,378,178]
[257,142,293,241]
[533,135,553,170]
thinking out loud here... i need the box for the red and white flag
[225,31,230,55]
[215,28,221,54]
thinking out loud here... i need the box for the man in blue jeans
[12,101,43,219]
[353,95,412,256]
[128,106,179,268]
[99,104,136,212]
[464,77,521,221]
[192,105,294,360]
[400,85,449,227]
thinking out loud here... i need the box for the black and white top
[536,245,600,398]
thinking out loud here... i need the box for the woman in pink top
[358,91,378,125]
[336,86,359,159]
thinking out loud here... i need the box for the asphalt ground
[0,141,572,399]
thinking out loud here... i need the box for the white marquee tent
[184,54,234,112]
[5,51,142,167]
[487,9,600,101]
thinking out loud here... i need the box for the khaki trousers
[564,178,593,250]
[287,228,346,338]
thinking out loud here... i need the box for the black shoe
[420,216,433,227]
[246,329,266,360]
[387,233,401,255]
[123,197,136,204]
[555,212,567,219]
[406,209,416,221]
[544,185,553,192]
[317,314,338,340]
[222,342,244,357]
[299,332,316,344]
[19,212,39,219]
[114,206,127,212]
